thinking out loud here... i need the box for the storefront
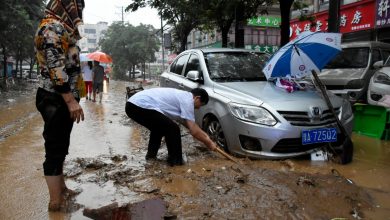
[289,0,376,42]
[244,15,281,53]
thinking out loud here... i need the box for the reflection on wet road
[0,80,389,219]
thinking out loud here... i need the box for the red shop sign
[290,0,375,39]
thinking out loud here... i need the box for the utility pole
[161,15,164,73]
[328,0,341,33]
[122,6,124,24]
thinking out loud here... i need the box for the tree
[279,0,294,47]
[126,0,208,53]
[202,0,272,48]
[100,22,159,80]
[0,0,44,79]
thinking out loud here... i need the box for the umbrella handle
[311,70,350,138]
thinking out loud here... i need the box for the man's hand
[185,120,218,151]
[208,142,218,151]
[61,93,84,123]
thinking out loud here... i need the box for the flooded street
[0,80,389,219]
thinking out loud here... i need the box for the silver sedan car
[160,48,354,159]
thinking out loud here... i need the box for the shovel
[311,70,353,164]
[214,147,240,164]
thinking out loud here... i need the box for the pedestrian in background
[34,0,85,212]
[125,87,217,166]
[92,60,105,103]
[82,61,93,100]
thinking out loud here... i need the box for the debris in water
[296,176,316,187]
[83,198,167,220]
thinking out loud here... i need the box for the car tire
[203,117,229,152]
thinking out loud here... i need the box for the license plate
[302,128,337,145]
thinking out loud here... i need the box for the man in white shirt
[125,87,217,166]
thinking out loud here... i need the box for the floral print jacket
[35,18,81,98]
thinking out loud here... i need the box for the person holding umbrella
[34,0,85,212]
[92,60,105,103]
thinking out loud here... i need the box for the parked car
[367,55,390,106]
[22,69,39,81]
[126,69,144,78]
[160,48,354,159]
[318,41,390,103]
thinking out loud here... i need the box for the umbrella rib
[293,44,301,56]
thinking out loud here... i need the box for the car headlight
[373,72,390,85]
[340,99,353,121]
[228,102,277,126]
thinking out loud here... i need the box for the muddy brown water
[0,80,389,219]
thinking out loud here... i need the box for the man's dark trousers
[125,102,183,165]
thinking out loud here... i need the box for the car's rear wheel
[204,117,229,152]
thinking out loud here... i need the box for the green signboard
[245,45,279,54]
[247,16,281,27]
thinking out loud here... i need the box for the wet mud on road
[0,80,389,219]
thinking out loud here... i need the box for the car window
[170,59,178,72]
[172,54,189,75]
[384,54,390,66]
[371,49,381,66]
[382,50,390,65]
[204,52,268,82]
[325,47,369,68]
[184,54,201,77]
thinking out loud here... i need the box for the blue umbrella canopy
[263,31,342,79]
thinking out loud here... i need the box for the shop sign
[290,0,375,39]
[245,45,279,53]
[247,16,281,27]
[376,0,390,28]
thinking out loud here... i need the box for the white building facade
[78,22,108,53]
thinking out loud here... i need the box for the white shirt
[128,88,195,121]
[82,65,93,81]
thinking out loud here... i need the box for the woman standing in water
[34,0,85,212]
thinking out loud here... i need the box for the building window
[266,28,280,46]
[245,28,280,46]
[84,28,96,34]
[87,39,97,44]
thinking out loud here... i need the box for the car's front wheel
[204,117,228,152]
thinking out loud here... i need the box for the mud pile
[65,142,373,219]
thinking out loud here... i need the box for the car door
[161,53,189,89]
[179,53,203,92]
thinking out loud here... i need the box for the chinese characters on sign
[245,45,279,53]
[247,16,281,28]
[376,0,390,28]
[289,0,375,39]
[246,16,281,53]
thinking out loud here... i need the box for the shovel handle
[214,147,239,163]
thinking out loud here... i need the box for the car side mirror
[186,70,202,82]
[373,60,383,69]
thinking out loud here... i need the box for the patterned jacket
[34,0,84,98]
[35,18,81,98]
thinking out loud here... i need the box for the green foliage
[126,0,209,52]
[292,0,316,28]
[0,0,45,77]
[126,0,272,50]
[100,22,159,80]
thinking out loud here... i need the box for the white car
[126,69,144,78]
[368,57,390,107]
